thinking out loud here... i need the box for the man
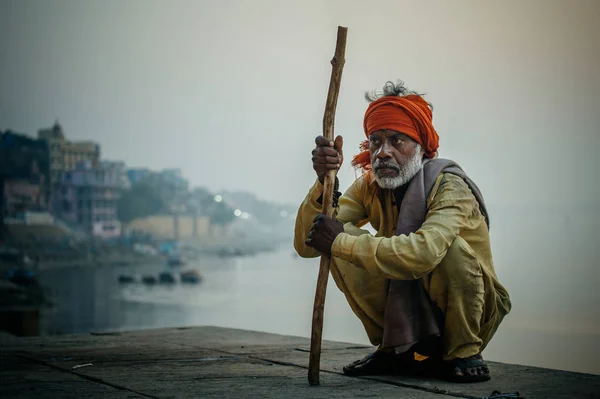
[293,81,511,383]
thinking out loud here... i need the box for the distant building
[126,168,151,185]
[37,121,100,187]
[125,215,210,240]
[0,130,50,219]
[53,160,129,239]
[100,160,131,190]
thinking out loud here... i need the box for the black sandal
[443,354,491,383]
[343,350,415,376]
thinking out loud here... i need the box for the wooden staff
[308,25,348,386]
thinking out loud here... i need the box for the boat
[8,268,39,288]
[158,272,176,284]
[118,275,135,284]
[180,270,201,284]
[167,254,186,267]
[142,275,157,285]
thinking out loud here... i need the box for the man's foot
[443,354,491,383]
[342,350,423,376]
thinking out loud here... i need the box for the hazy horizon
[1,0,598,206]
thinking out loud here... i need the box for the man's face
[368,130,425,189]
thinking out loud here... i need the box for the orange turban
[352,95,439,170]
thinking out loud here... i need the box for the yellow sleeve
[330,173,476,280]
[293,177,368,258]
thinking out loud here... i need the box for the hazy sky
[2,0,598,206]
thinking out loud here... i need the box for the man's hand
[305,214,344,254]
[312,135,343,183]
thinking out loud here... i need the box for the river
[38,243,599,376]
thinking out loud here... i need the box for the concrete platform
[1,326,599,398]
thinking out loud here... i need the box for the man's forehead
[369,130,411,139]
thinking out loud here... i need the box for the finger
[312,155,340,165]
[315,136,332,147]
[307,230,313,239]
[313,146,340,157]
[319,214,332,222]
[334,135,344,155]
[313,214,323,223]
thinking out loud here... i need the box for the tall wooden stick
[308,25,348,386]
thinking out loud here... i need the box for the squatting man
[293,81,511,383]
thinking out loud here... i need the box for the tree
[207,201,235,226]
[187,187,212,215]
[117,183,165,224]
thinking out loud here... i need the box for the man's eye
[369,137,379,145]
[391,136,403,145]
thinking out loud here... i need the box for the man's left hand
[305,214,344,254]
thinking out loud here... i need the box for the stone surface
[0,354,147,398]
[1,326,599,398]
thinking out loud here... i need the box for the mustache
[373,159,400,172]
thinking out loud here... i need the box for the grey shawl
[381,158,489,353]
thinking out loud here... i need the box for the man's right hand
[312,135,343,183]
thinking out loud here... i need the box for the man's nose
[376,141,392,159]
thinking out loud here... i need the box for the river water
[38,242,599,375]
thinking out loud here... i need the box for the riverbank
[1,232,282,273]
[0,235,281,315]
[1,326,598,399]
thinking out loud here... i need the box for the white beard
[373,145,423,190]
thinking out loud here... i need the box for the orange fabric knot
[352,95,440,171]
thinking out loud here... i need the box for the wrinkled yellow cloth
[294,173,511,360]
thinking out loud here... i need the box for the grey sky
[2,0,598,206]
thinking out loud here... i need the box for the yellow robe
[294,173,512,360]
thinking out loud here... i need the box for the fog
[1,0,599,372]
